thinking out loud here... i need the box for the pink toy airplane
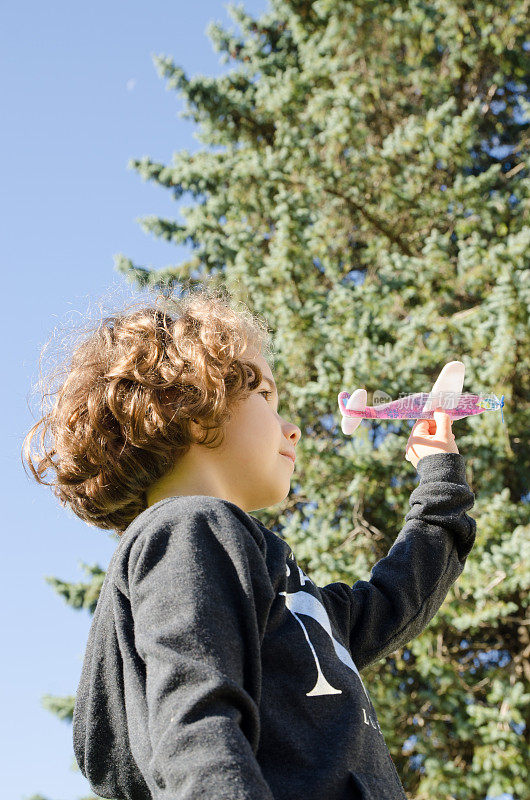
[338,361,504,435]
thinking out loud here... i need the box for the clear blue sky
[1,2,268,798]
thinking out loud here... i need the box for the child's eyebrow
[262,377,278,396]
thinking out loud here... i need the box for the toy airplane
[338,361,505,435]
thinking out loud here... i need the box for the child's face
[146,355,301,513]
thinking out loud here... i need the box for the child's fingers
[406,418,433,450]
[416,419,432,430]
[409,418,431,436]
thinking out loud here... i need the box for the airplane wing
[422,361,465,413]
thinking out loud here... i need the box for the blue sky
[1,2,268,798]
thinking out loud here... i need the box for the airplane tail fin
[339,389,367,435]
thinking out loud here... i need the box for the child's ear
[189,418,202,438]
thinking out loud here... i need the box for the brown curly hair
[21,281,275,534]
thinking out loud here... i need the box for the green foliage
[44,561,109,615]
[41,693,75,723]
[46,1,530,798]
[24,794,102,800]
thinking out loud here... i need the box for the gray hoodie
[73,452,476,800]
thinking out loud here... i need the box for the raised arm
[320,452,476,672]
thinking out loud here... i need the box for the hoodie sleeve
[320,452,477,672]
[128,497,275,800]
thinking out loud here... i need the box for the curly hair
[21,281,275,534]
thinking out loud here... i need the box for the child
[23,285,476,800]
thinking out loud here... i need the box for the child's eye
[260,390,273,400]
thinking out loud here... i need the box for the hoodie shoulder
[111,495,270,599]
[73,494,277,800]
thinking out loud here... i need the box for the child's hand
[405,409,459,469]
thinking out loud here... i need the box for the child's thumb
[433,409,453,437]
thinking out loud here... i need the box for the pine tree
[44,2,529,798]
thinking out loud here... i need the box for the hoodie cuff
[416,452,469,486]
